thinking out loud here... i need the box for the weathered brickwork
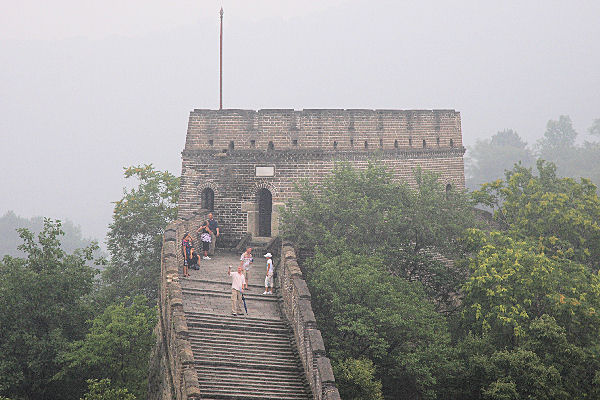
[179,109,466,245]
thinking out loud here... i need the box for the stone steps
[182,267,312,400]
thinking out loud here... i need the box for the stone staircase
[180,251,311,399]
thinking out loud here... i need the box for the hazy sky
[1,0,599,242]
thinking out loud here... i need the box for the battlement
[185,109,462,151]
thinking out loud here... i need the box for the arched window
[379,138,383,148]
[250,139,256,148]
[436,137,440,146]
[394,139,398,148]
[450,139,454,147]
[333,141,338,149]
[409,137,413,147]
[268,141,274,150]
[364,140,368,149]
[228,141,234,150]
[201,188,214,211]
[422,139,426,148]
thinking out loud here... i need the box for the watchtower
[178,108,465,245]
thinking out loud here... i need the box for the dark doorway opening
[257,188,272,237]
[201,188,214,211]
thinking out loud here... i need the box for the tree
[282,162,476,309]
[472,160,600,270]
[590,118,600,137]
[537,115,578,151]
[102,165,179,303]
[456,230,600,398]
[80,379,135,400]
[0,211,103,261]
[466,129,535,190]
[307,250,455,400]
[59,296,156,399]
[333,358,383,400]
[0,219,98,399]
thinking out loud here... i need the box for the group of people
[228,247,274,315]
[181,213,220,277]
[180,213,275,315]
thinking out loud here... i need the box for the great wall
[148,108,466,399]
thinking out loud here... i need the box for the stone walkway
[180,250,311,399]
[181,251,280,318]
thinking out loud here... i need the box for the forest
[1,115,599,399]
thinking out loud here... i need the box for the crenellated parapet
[185,109,462,152]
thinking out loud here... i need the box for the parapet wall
[148,212,209,400]
[278,241,341,400]
[185,109,462,151]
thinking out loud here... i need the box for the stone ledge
[278,242,341,400]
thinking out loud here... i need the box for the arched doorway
[201,188,214,211]
[257,188,272,237]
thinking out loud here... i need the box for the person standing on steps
[228,265,245,315]
[181,233,193,278]
[206,213,219,257]
[197,221,212,260]
[263,253,274,295]
[239,247,253,291]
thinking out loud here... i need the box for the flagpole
[219,7,223,110]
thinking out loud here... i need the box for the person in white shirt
[263,253,274,295]
[228,265,246,315]
[239,247,253,290]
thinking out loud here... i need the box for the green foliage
[283,162,475,309]
[473,160,600,270]
[81,379,135,400]
[102,165,179,303]
[308,251,454,399]
[460,230,600,346]
[466,129,535,190]
[333,358,383,400]
[60,296,157,399]
[0,219,98,399]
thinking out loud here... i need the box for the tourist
[207,213,220,256]
[228,265,245,315]
[263,252,274,295]
[181,233,193,277]
[197,222,212,260]
[239,247,253,290]
[189,248,200,270]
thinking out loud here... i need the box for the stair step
[193,351,298,365]
[186,320,290,335]
[189,336,293,348]
[182,287,281,302]
[196,363,305,378]
[191,341,296,354]
[195,358,302,372]
[185,311,286,326]
[199,384,310,399]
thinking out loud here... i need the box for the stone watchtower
[178,108,465,246]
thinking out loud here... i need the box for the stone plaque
[256,166,275,177]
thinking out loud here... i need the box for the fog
[1,0,599,242]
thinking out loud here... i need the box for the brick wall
[179,109,466,244]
